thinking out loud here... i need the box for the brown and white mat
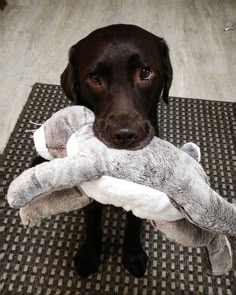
[1,83,235,294]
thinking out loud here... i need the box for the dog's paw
[74,242,101,277]
[123,247,148,277]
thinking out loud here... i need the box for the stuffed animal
[7,106,236,276]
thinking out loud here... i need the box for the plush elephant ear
[34,106,95,159]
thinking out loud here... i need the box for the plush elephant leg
[152,219,232,275]
[228,236,236,270]
[207,234,232,275]
[19,187,92,226]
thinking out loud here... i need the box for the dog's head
[61,24,172,150]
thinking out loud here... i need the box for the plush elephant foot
[207,235,232,276]
[228,236,236,270]
[180,142,201,162]
[74,240,101,277]
[122,244,148,277]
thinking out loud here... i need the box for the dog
[60,24,173,277]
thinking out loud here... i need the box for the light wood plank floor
[1,0,235,153]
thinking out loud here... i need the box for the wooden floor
[1,0,235,153]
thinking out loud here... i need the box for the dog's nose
[113,128,138,144]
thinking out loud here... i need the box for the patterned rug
[1,83,235,295]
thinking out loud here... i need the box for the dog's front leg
[123,211,148,277]
[74,201,103,277]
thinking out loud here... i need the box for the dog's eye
[88,73,101,84]
[140,67,151,80]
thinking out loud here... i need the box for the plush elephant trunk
[7,151,106,209]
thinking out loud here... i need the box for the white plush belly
[81,176,183,221]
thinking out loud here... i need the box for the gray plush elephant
[7,106,236,275]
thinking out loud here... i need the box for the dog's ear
[159,39,173,105]
[60,63,74,102]
[60,45,80,104]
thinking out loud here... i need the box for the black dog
[60,24,172,277]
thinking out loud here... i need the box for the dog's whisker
[224,25,236,31]
[29,121,43,126]
[25,129,37,133]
